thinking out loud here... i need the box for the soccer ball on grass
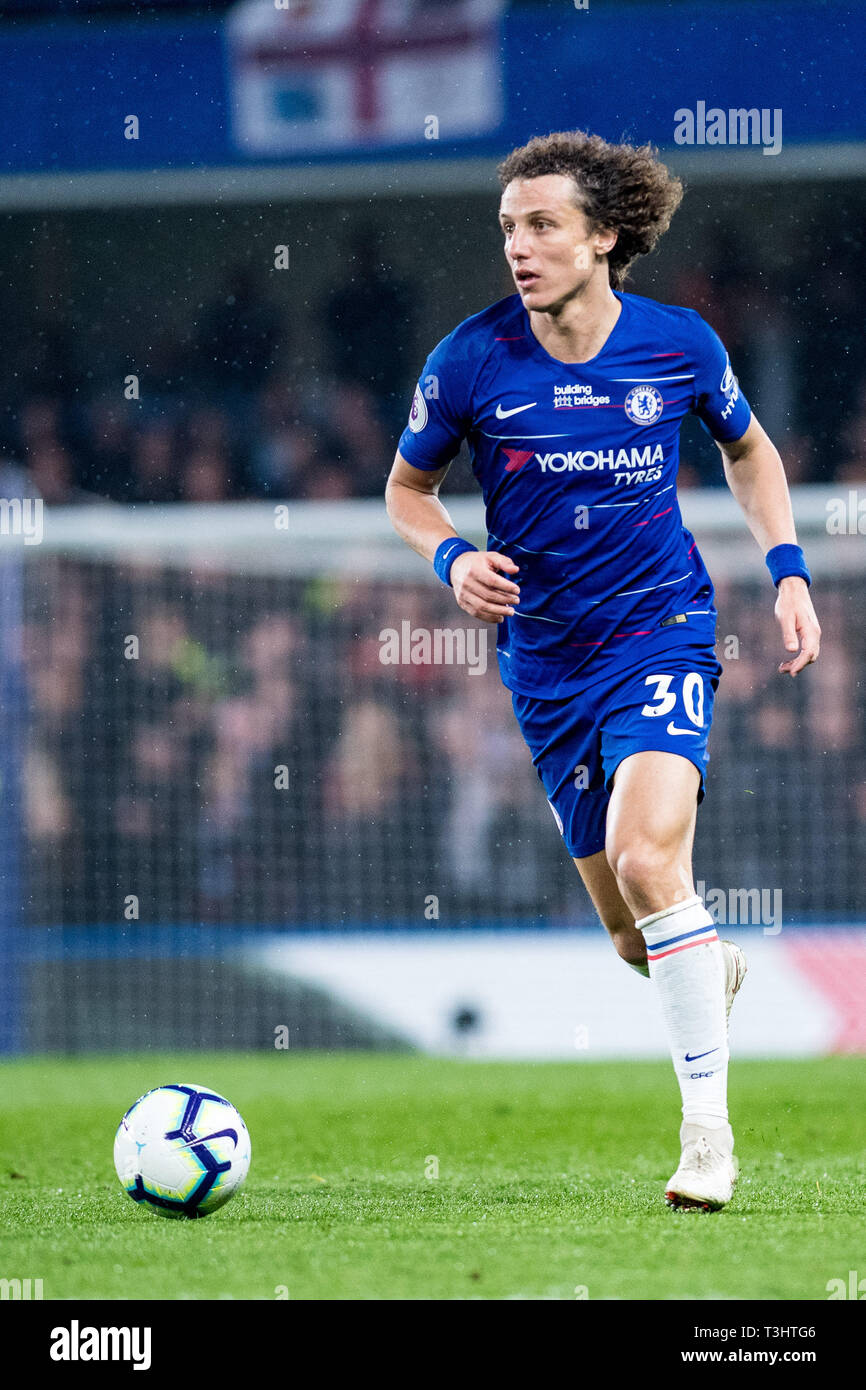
[114,1083,251,1219]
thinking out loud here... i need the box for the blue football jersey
[398,289,751,699]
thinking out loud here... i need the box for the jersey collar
[519,289,627,371]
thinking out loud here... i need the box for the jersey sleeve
[397,329,474,470]
[691,315,752,442]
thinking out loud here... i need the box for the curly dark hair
[497,131,684,289]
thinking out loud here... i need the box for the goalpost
[2,486,862,1052]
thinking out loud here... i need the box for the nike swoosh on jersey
[495,402,537,419]
[666,722,702,736]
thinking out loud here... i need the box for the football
[114,1084,251,1219]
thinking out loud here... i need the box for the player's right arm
[385,451,520,624]
[386,329,520,622]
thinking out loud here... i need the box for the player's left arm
[716,415,821,677]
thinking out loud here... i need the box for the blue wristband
[765,543,811,587]
[433,537,478,587]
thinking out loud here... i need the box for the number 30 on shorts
[640,672,705,727]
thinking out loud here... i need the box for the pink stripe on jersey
[633,507,674,526]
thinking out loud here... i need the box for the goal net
[1,488,863,1052]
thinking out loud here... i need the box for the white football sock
[636,894,728,1128]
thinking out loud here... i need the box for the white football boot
[721,939,747,1023]
[664,942,746,1212]
[665,1122,738,1212]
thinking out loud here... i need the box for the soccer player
[385,132,820,1210]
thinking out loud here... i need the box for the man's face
[498,174,614,312]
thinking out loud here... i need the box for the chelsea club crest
[624,385,664,426]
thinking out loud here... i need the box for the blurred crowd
[7,212,866,935]
[662,247,866,490]
[9,241,416,507]
[7,228,866,506]
[17,559,866,929]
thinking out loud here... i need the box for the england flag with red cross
[228,0,505,156]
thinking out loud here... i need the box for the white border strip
[17,487,861,579]
[1,143,866,211]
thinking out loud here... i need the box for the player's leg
[605,748,735,1210]
[513,674,741,1207]
[508,687,650,970]
[572,849,650,975]
[605,749,700,916]
[574,831,745,1008]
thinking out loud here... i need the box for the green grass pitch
[2,1054,864,1301]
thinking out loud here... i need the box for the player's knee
[608,841,672,901]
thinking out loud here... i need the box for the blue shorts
[511,646,723,859]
